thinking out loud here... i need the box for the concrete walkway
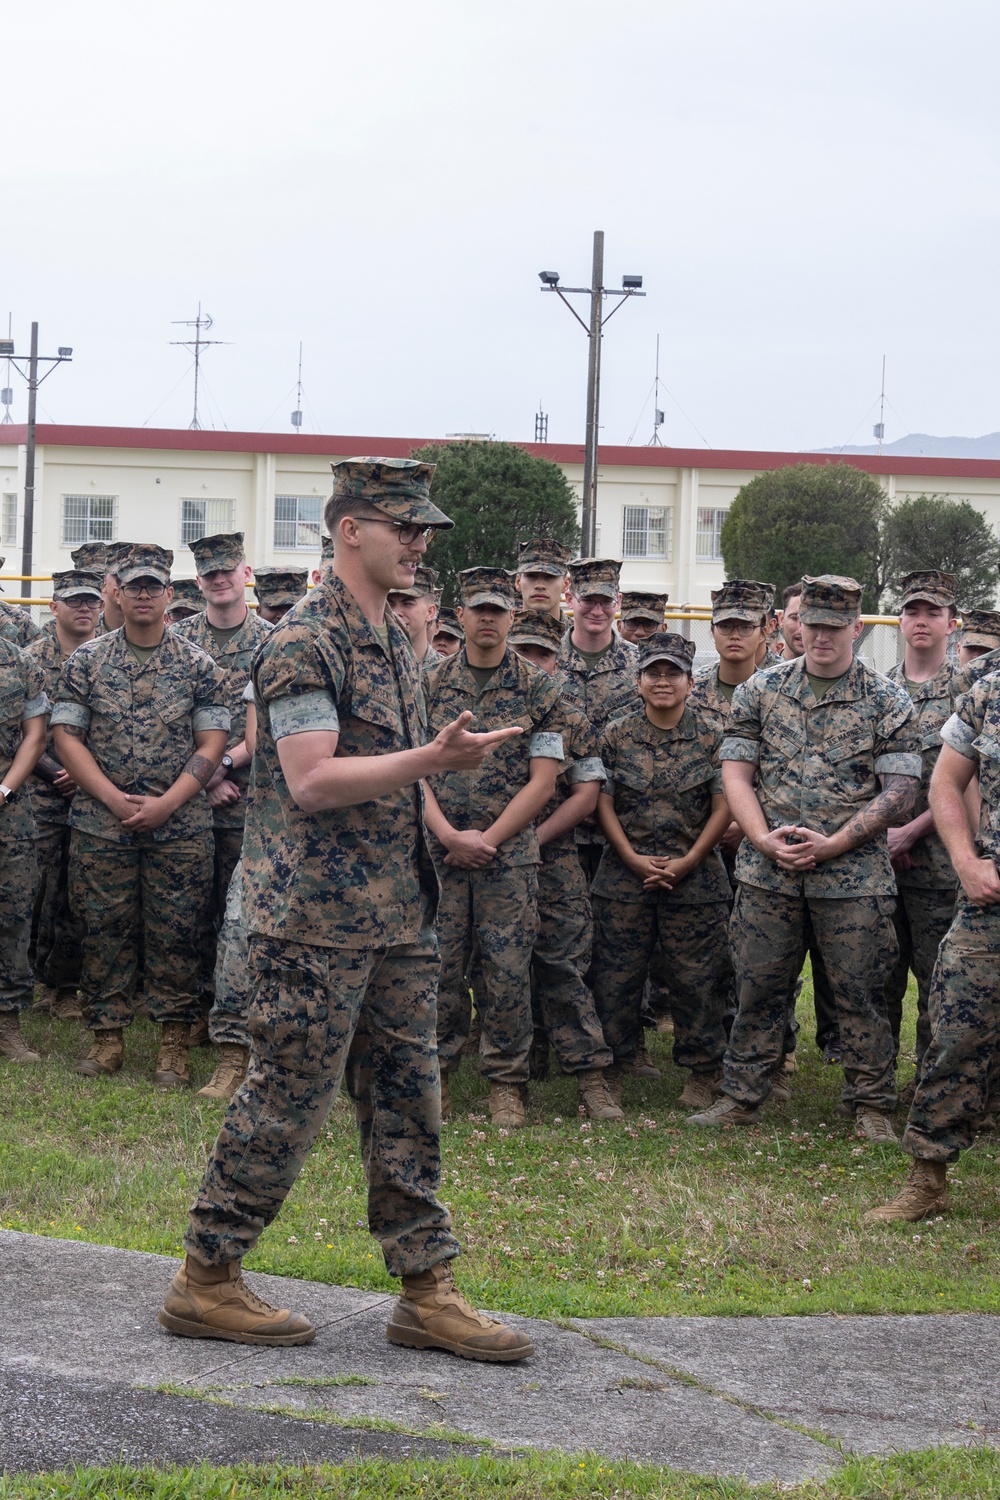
[2,1229,998,1481]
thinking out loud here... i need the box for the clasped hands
[757,824,840,871]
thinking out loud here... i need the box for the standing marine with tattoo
[51,543,230,1089]
[686,575,922,1141]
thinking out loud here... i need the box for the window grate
[274,495,322,551]
[622,504,672,560]
[180,498,236,547]
[696,507,728,562]
[61,494,117,547]
[1,493,16,547]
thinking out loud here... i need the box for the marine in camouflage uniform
[690,576,921,1134]
[252,566,308,627]
[0,637,48,1062]
[423,567,565,1126]
[168,457,532,1362]
[953,609,1000,691]
[515,537,572,625]
[51,543,230,1085]
[883,571,961,1074]
[164,577,205,625]
[433,607,464,658]
[618,591,668,646]
[0,555,39,647]
[387,563,441,675]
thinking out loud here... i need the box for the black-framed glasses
[713,618,757,636]
[120,581,167,599]
[350,517,434,546]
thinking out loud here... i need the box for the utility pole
[0,323,73,598]
[539,232,645,555]
[170,305,227,430]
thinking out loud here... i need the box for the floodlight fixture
[0,341,13,356]
[622,275,643,290]
[538,271,560,286]
[57,347,73,358]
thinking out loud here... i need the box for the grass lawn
[4,1449,1000,1499]
[3,976,999,1318]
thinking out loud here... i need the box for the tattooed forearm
[183,753,217,788]
[59,725,87,741]
[837,774,919,851]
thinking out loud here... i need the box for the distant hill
[818,432,1000,460]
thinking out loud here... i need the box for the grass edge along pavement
[4,1449,1000,1500]
[5,974,1000,1318]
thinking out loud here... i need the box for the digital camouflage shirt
[537,679,606,860]
[593,705,730,906]
[0,638,48,842]
[556,630,639,733]
[50,628,229,845]
[0,600,39,649]
[24,627,77,827]
[242,570,434,950]
[955,646,1000,697]
[721,654,921,897]
[423,646,566,867]
[941,674,1000,867]
[688,661,774,738]
[886,659,961,891]
[172,606,273,830]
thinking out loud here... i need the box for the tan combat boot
[196,1044,249,1101]
[158,1255,316,1345]
[387,1260,535,1362]
[855,1107,898,1143]
[188,1014,211,1048]
[489,1082,526,1129]
[0,1013,41,1064]
[74,1028,124,1077]
[51,989,82,1021]
[677,1072,723,1111]
[33,986,57,1014]
[578,1069,625,1121]
[685,1094,760,1128]
[605,1065,623,1110]
[865,1160,949,1222]
[154,1021,191,1090]
[622,1042,661,1080]
[439,1068,452,1124]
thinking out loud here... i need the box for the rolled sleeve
[22,691,50,720]
[241,680,255,703]
[720,735,760,764]
[568,754,606,784]
[528,730,564,760]
[269,689,340,740]
[710,766,724,795]
[50,701,91,730]
[874,752,922,778]
[193,706,232,734]
[941,711,978,759]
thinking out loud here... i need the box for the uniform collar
[325,572,411,659]
[889,657,957,701]
[780,652,867,705]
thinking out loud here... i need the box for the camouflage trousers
[531,844,612,1074]
[903,899,1000,1163]
[193,826,245,999]
[0,830,37,1014]
[591,894,731,1073]
[69,830,213,1030]
[726,884,898,1111]
[30,818,83,994]
[436,862,538,1084]
[884,886,957,1070]
[209,860,251,1048]
[186,915,460,1277]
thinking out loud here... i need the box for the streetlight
[2,325,73,598]
[538,232,645,555]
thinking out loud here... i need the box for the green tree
[719,462,888,610]
[879,494,1000,610]
[409,440,580,603]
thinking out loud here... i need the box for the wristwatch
[0,784,12,802]
[220,755,234,772]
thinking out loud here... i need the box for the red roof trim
[4,424,1000,481]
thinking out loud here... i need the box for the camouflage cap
[638,631,697,674]
[388,563,439,600]
[252,567,308,608]
[434,607,464,640]
[168,578,204,610]
[516,537,573,576]
[711,578,769,625]
[458,566,517,610]
[105,541,135,578]
[320,533,334,563]
[899,569,957,609]
[190,531,245,575]
[799,574,863,627]
[51,569,104,602]
[509,610,564,652]
[620,590,668,623]
[567,557,622,599]
[330,457,453,529]
[960,608,1000,650]
[70,542,109,572]
[116,542,173,586]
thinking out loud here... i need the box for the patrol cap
[959,608,1000,650]
[509,610,564,652]
[329,457,453,529]
[567,557,622,599]
[252,566,308,608]
[620,590,668,623]
[190,531,245,575]
[711,578,769,624]
[389,563,439,600]
[458,566,517,610]
[51,569,104,602]
[320,533,334,562]
[799,574,863,627]
[116,542,173,586]
[517,537,573,576]
[168,578,204,610]
[70,542,109,572]
[435,607,464,640]
[899,569,957,609]
[638,631,697,674]
[105,541,136,578]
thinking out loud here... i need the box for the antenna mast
[873,355,886,456]
[648,334,664,446]
[291,343,304,431]
[1,313,13,424]
[170,304,227,429]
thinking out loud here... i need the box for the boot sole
[154,1073,191,1090]
[74,1062,120,1077]
[386,1323,534,1362]
[157,1310,316,1345]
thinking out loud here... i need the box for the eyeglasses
[350,518,434,546]
[120,581,167,598]
[574,595,616,612]
[61,595,102,607]
[713,619,757,636]
[641,667,685,681]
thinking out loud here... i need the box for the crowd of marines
[3,453,1000,1362]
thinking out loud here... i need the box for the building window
[2,493,16,547]
[696,507,728,562]
[622,504,672,560]
[61,494,117,547]
[180,498,236,548]
[274,495,322,551]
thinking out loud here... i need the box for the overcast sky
[4,1,999,453]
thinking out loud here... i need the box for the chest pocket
[672,753,716,795]
[157,698,192,726]
[824,719,875,767]
[91,688,126,725]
